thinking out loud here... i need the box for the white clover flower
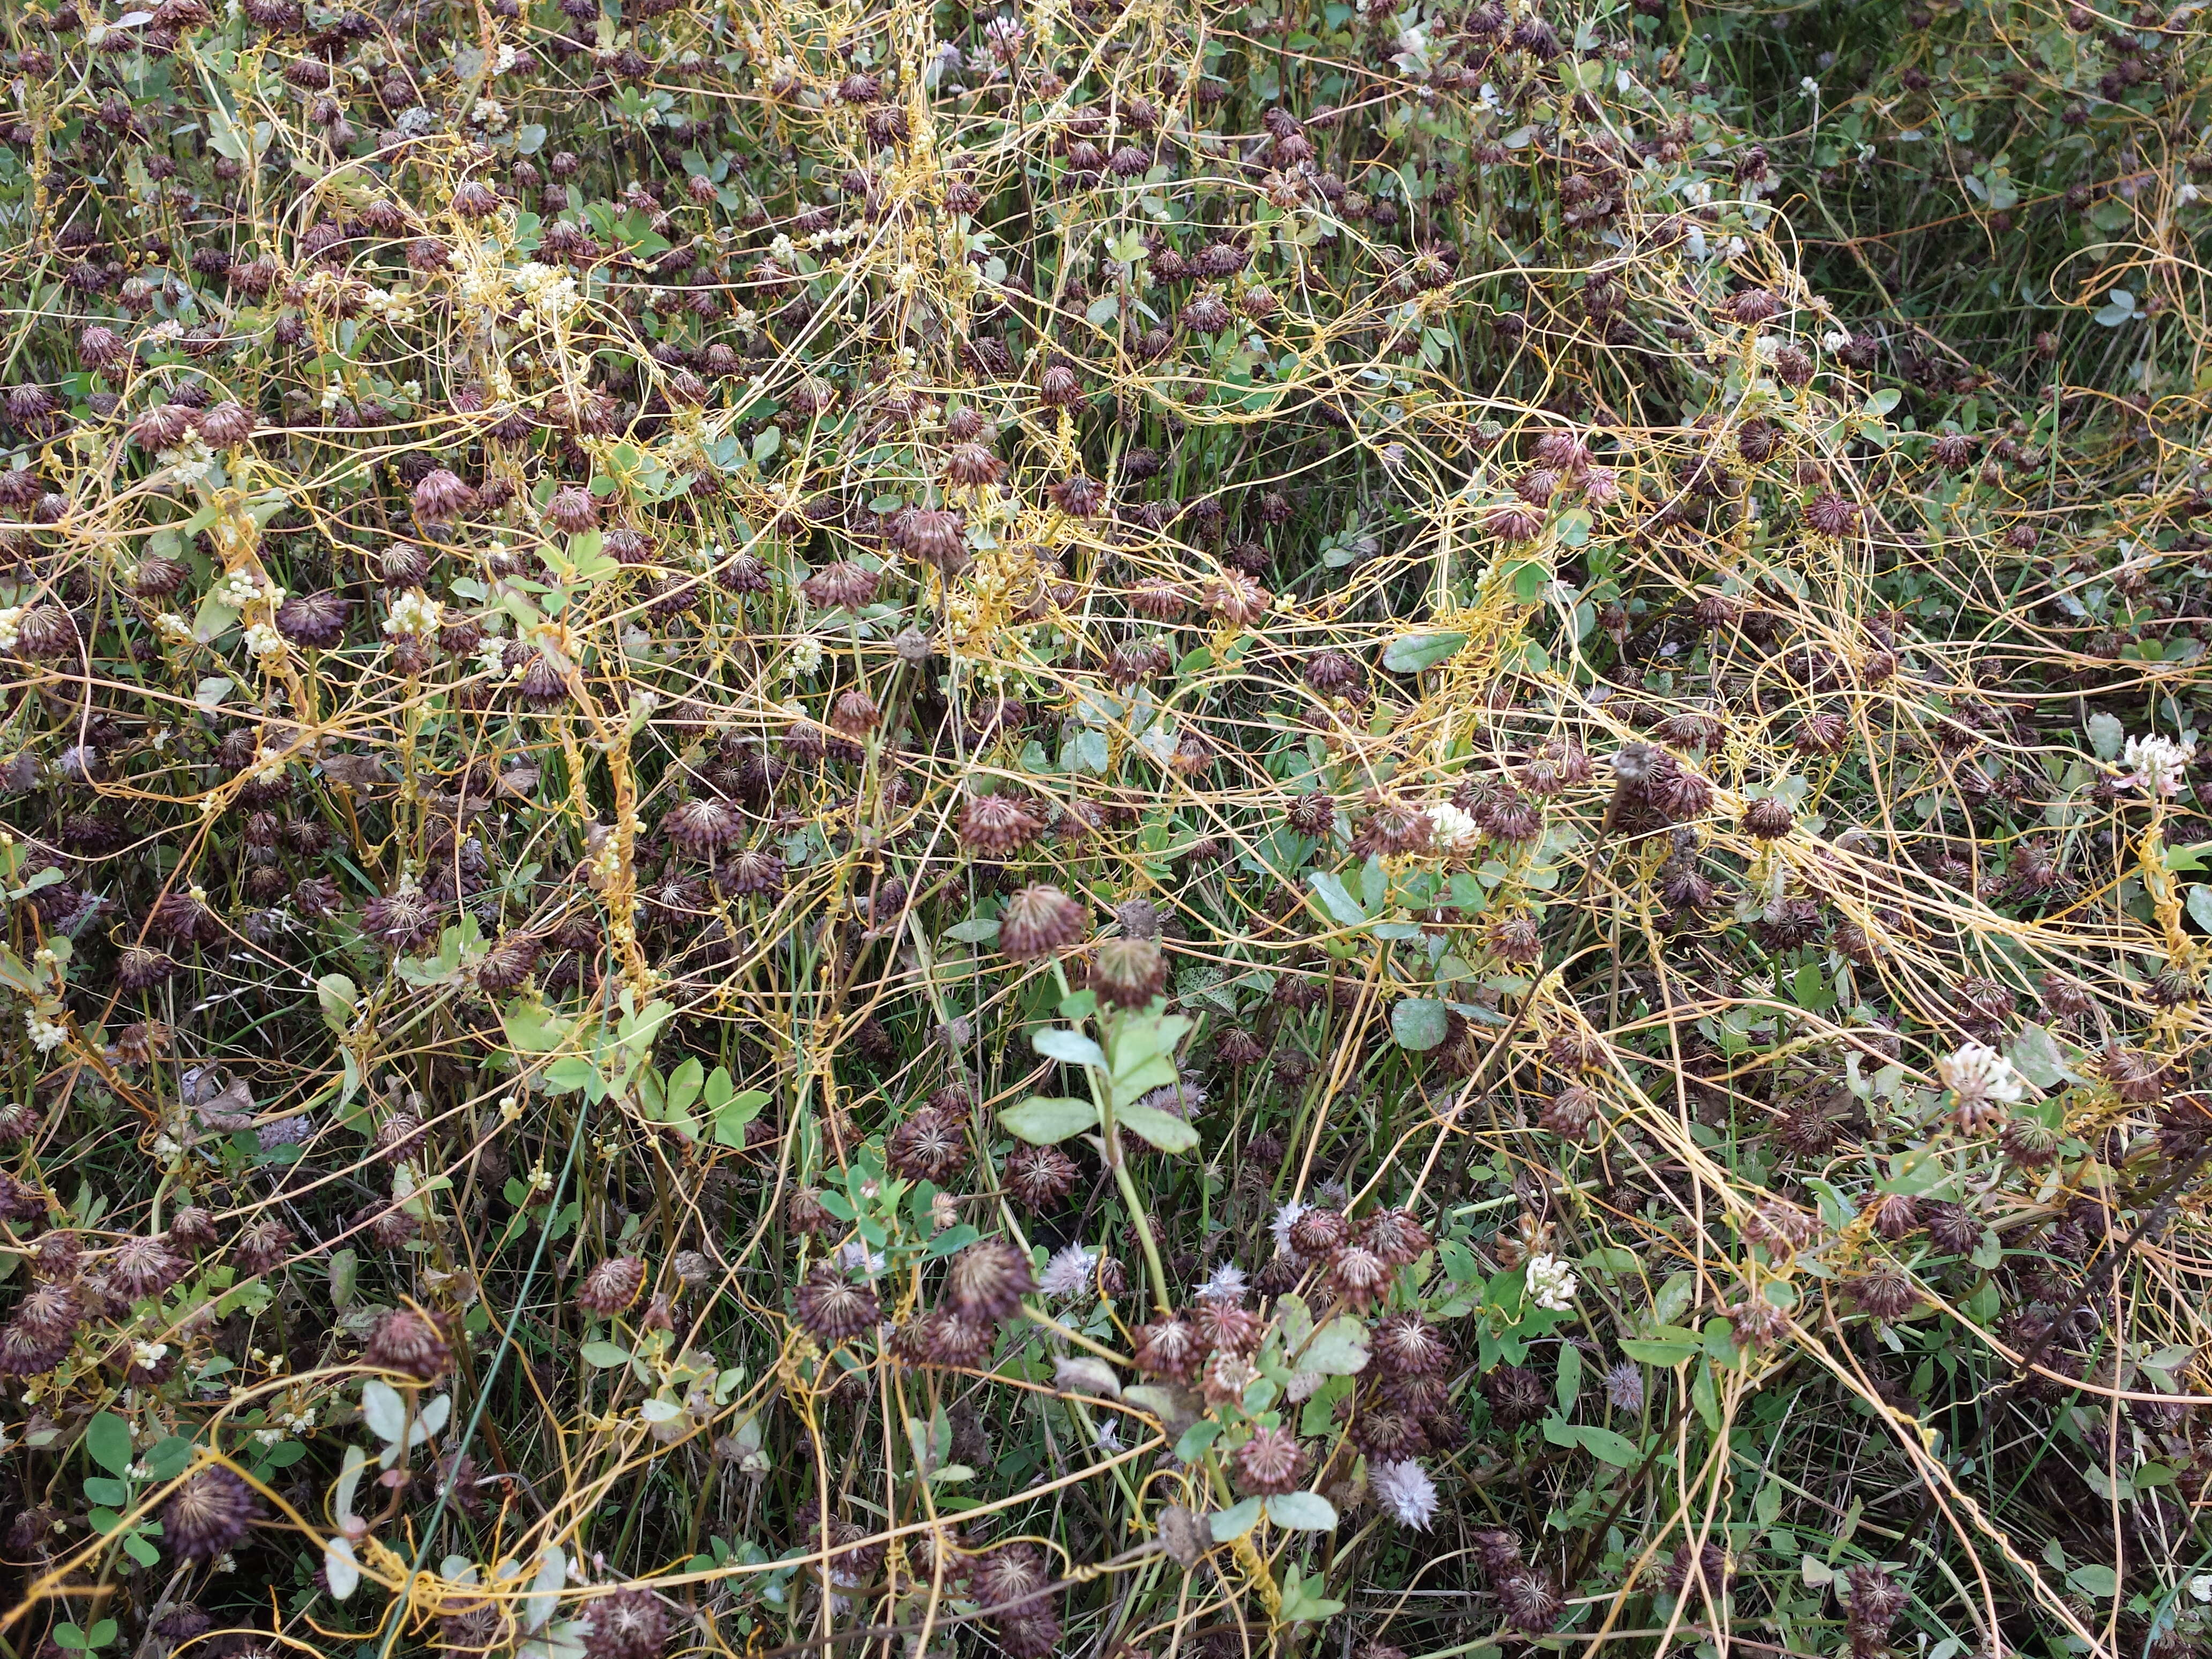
[1371,1458,1439,1529]
[1270,1200,1311,1260]
[1526,1252,1578,1312]
[1428,801,1481,851]
[1038,1244,1098,1298]
[383,588,445,638]
[1937,1041,2025,1107]
[2120,733,2196,798]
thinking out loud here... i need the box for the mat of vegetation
[0,0,2208,1654]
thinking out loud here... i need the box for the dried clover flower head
[580,1587,668,1659]
[2099,1046,2164,1103]
[958,794,1041,856]
[12,1280,84,1341]
[1862,1193,1919,1240]
[999,884,1086,960]
[1727,1297,1790,1349]
[1848,1266,1919,1320]
[793,1264,879,1344]
[364,1308,452,1380]
[1743,796,1793,839]
[1089,937,1167,1008]
[1371,1313,1449,1375]
[1498,1571,1563,1632]
[1540,1085,1600,1141]
[944,1239,1035,1322]
[885,1108,967,1183]
[1132,1313,1201,1380]
[575,1254,646,1316]
[1232,1424,1308,1494]
[1004,1144,1079,1208]
[162,1469,263,1562]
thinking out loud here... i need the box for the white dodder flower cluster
[475,633,522,679]
[511,260,582,323]
[216,569,278,610]
[384,588,445,638]
[158,435,219,485]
